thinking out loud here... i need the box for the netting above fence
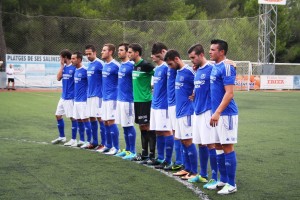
[2,12,259,62]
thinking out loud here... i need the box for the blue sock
[110,124,119,150]
[71,120,78,139]
[182,145,191,172]
[78,121,85,142]
[225,151,237,186]
[174,139,183,165]
[187,143,198,174]
[123,127,130,151]
[199,146,209,178]
[57,119,64,137]
[105,125,112,148]
[84,121,92,143]
[156,135,165,160]
[91,121,98,146]
[217,153,228,183]
[164,135,174,164]
[99,121,106,146]
[209,149,218,181]
[126,126,136,153]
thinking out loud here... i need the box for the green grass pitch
[0,90,299,200]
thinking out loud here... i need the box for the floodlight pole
[258,4,277,64]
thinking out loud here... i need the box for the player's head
[9,64,13,68]
[60,49,72,63]
[71,51,83,67]
[209,39,228,62]
[118,43,129,60]
[102,43,115,61]
[151,42,168,63]
[128,43,142,62]
[188,43,205,68]
[85,44,97,62]
[164,49,181,70]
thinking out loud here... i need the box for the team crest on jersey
[179,76,184,81]
[78,73,82,77]
[91,67,95,70]
[158,71,162,76]
[107,68,111,72]
[137,67,141,71]
[201,74,206,79]
[122,68,126,72]
[69,70,73,74]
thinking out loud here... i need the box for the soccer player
[164,50,198,180]
[81,44,106,150]
[148,42,174,170]
[186,44,218,188]
[100,43,120,155]
[128,43,156,163]
[115,43,137,160]
[69,51,91,147]
[52,49,78,146]
[209,39,238,195]
[165,48,184,171]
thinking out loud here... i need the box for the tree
[0,0,7,71]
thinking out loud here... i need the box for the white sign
[260,75,293,89]
[6,54,88,88]
[258,0,287,5]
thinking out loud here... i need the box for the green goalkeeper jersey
[133,59,154,102]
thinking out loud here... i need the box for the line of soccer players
[51,40,238,195]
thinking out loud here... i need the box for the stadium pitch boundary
[0,137,210,200]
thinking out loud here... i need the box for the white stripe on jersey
[225,63,231,76]
[183,64,195,75]
[110,59,121,67]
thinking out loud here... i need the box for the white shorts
[175,115,193,140]
[55,98,74,118]
[87,97,102,118]
[116,101,135,127]
[168,105,176,131]
[192,110,215,145]
[73,101,89,120]
[150,108,172,131]
[102,100,117,121]
[213,115,238,144]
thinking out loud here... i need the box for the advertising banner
[235,75,260,91]
[258,0,287,5]
[6,54,61,88]
[5,54,88,88]
[260,75,293,89]
[293,76,300,89]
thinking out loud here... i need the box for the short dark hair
[118,43,129,52]
[187,43,204,55]
[151,42,168,55]
[85,44,96,52]
[60,49,72,59]
[164,49,181,61]
[211,39,228,55]
[104,43,116,55]
[128,43,143,56]
[72,51,83,61]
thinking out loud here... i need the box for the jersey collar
[134,59,143,66]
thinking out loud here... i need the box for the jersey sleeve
[142,62,155,73]
[222,64,236,86]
